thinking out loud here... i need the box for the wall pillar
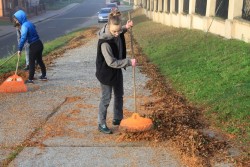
[143,0,146,8]
[134,0,141,8]
[228,0,243,20]
[189,0,196,14]
[134,0,138,6]
[158,0,163,12]
[163,0,168,12]
[170,0,175,13]
[179,0,184,14]
[206,0,216,17]
[151,0,154,11]
[154,0,157,11]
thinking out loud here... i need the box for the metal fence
[3,4,46,21]
[147,0,150,10]
[215,0,229,19]
[183,0,189,14]
[175,0,179,13]
[156,0,158,11]
[142,0,250,22]
[162,0,164,11]
[242,0,250,21]
[195,0,207,16]
[167,0,170,12]
[151,0,154,11]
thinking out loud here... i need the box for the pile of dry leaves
[118,33,249,166]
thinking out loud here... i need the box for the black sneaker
[25,80,34,84]
[98,124,112,134]
[112,119,122,125]
[23,65,29,71]
[39,75,47,81]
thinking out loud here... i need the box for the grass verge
[132,15,250,145]
[0,28,87,76]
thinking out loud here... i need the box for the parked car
[97,8,112,23]
[106,3,119,11]
[110,0,120,5]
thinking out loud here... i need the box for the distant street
[0,0,131,58]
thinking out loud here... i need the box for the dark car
[110,0,120,5]
[97,8,112,23]
[106,3,119,11]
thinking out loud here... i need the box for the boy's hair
[108,10,121,25]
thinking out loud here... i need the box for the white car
[98,8,112,23]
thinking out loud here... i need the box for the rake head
[0,74,27,93]
[120,113,153,132]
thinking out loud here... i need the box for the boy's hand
[126,20,133,29]
[131,59,136,67]
[18,51,21,57]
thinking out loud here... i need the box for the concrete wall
[135,0,250,43]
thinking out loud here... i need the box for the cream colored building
[133,0,250,43]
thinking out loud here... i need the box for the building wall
[135,0,250,43]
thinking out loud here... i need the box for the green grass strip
[132,15,250,142]
[0,28,86,75]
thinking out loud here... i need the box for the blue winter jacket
[14,10,40,51]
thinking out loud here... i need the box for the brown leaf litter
[116,32,249,167]
[1,27,249,167]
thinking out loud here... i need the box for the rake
[120,12,153,132]
[0,54,27,93]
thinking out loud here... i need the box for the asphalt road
[0,0,108,58]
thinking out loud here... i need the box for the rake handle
[128,11,137,112]
[15,54,20,75]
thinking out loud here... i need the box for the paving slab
[9,147,181,167]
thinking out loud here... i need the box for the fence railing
[2,4,46,21]
[242,0,250,21]
[183,0,189,14]
[167,0,170,12]
[215,0,229,19]
[175,0,179,13]
[195,0,207,16]
[141,0,250,21]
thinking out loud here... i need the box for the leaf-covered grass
[132,15,250,143]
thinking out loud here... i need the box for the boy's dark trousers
[28,40,46,80]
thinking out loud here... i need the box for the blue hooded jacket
[14,10,40,51]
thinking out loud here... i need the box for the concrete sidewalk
[0,28,183,166]
[0,3,79,38]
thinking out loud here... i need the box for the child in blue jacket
[13,10,47,84]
